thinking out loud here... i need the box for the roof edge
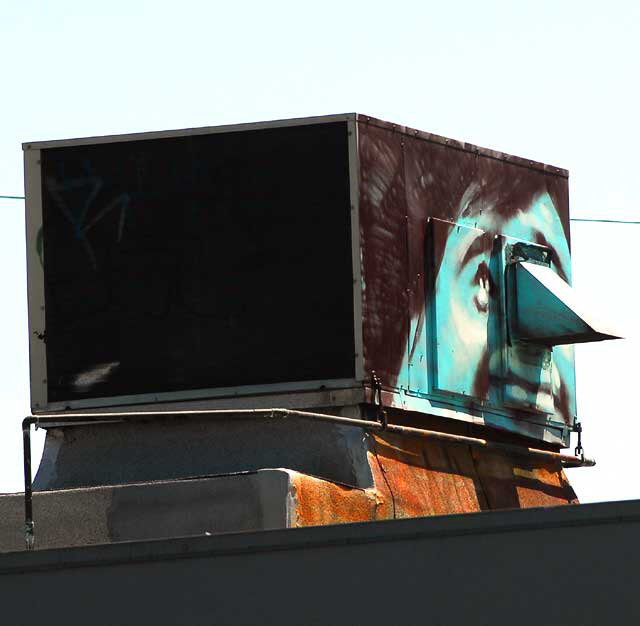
[356,114,569,178]
[22,113,358,151]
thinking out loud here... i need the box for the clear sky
[0,1,638,500]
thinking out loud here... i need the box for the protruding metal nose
[508,261,622,346]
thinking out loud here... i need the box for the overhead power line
[570,217,640,224]
[570,218,640,225]
[1,193,639,225]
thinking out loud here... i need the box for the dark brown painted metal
[357,115,575,433]
[358,122,409,390]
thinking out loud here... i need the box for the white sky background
[0,1,638,500]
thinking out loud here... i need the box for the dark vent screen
[41,122,355,403]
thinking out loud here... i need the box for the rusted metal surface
[370,433,486,517]
[291,473,383,527]
[370,432,577,517]
[469,446,578,509]
[290,429,577,528]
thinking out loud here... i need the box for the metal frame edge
[348,118,365,383]
[23,113,358,150]
[23,147,47,412]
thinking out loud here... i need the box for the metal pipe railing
[22,408,593,550]
[22,420,34,551]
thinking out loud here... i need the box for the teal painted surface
[422,195,575,423]
[359,117,580,443]
[512,261,620,344]
[432,220,492,399]
[355,116,624,445]
[514,262,590,340]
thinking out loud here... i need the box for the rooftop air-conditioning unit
[23,114,619,446]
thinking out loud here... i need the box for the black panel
[41,122,355,403]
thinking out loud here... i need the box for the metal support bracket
[371,371,388,429]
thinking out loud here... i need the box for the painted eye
[472,262,492,313]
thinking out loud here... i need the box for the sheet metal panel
[358,122,409,390]
[368,432,576,517]
[289,432,576,526]
[291,473,383,527]
[357,115,575,443]
[27,118,358,413]
[404,136,429,395]
[430,219,492,399]
[512,261,621,344]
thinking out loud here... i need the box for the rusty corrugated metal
[371,432,577,515]
[470,449,578,509]
[290,430,577,528]
[370,433,487,517]
[291,473,383,527]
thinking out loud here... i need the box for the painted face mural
[432,188,574,424]
[358,120,576,441]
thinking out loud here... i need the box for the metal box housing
[24,114,577,445]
